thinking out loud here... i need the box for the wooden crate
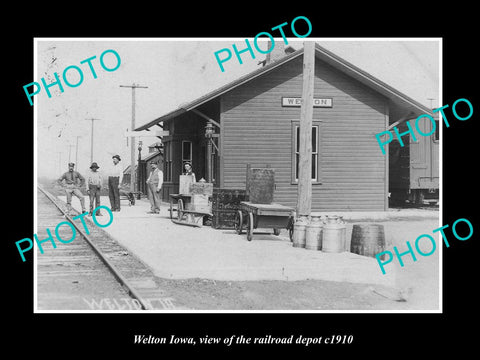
[179,175,194,195]
[212,209,238,229]
[211,188,248,229]
[189,194,210,213]
[190,182,213,195]
[211,188,248,210]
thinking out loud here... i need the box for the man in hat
[146,160,163,214]
[107,155,123,211]
[86,162,103,216]
[57,162,86,215]
[183,161,196,183]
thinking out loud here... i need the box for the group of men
[57,155,164,216]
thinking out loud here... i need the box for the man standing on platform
[86,162,103,216]
[146,160,163,214]
[108,155,123,212]
[57,162,86,215]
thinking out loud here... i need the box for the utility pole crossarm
[120,84,149,89]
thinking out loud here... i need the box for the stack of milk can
[292,215,347,252]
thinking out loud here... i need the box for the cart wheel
[273,228,281,236]
[246,212,254,241]
[234,210,244,234]
[177,199,184,221]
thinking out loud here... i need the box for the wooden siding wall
[221,56,388,211]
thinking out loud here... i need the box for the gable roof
[144,150,163,161]
[136,43,431,131]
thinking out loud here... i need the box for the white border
[33,37,443,314]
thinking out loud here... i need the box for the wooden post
[297,41,315,217]
[384,103,390,211]
[120,83,148,193]
[85,118,101,164]
[206,132,212,182]
[293,41,315,247]
[75,135,81,170]
[245,163,251,198]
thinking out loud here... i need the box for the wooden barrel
[350,224,386,259]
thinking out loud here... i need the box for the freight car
[389,115,439,206]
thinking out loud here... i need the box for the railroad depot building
[136,43,435,212]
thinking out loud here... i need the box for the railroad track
[36,185,180,311]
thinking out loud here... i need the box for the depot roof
[135,43,432,131]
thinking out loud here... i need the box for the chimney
[265,40,286,65]
[263,40,296,66]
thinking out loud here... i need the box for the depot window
[433,120,439,142]
[182,140,192,166]
[164,141,173,182]
[292,121,321,184]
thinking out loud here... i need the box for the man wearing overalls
[146,160,163,214]
[86,162,103,216]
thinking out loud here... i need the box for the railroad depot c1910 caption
[34,38,441,312]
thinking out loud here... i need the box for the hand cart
[119,189,140,206]
[235,201,294,241]
[169,194,212,227]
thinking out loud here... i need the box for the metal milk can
[305,215,323,250]
[292,216,308,248]
[322,215,346,253]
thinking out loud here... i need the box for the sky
[34,38,440,179]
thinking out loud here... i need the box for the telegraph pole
[67,144,75,163]
[293,41,315,245]
[58,152,62,174]
[120,83,148,193]
[75,135,81,169]
[297,41,315,216]
[85,118,101,164]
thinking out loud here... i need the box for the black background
[6,4,478,356]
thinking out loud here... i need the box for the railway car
[389,115,439,206]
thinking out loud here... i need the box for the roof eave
[136,43,432,131]
[312,43,432,117]
[135,107,187,131]
[135,50,304,131]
